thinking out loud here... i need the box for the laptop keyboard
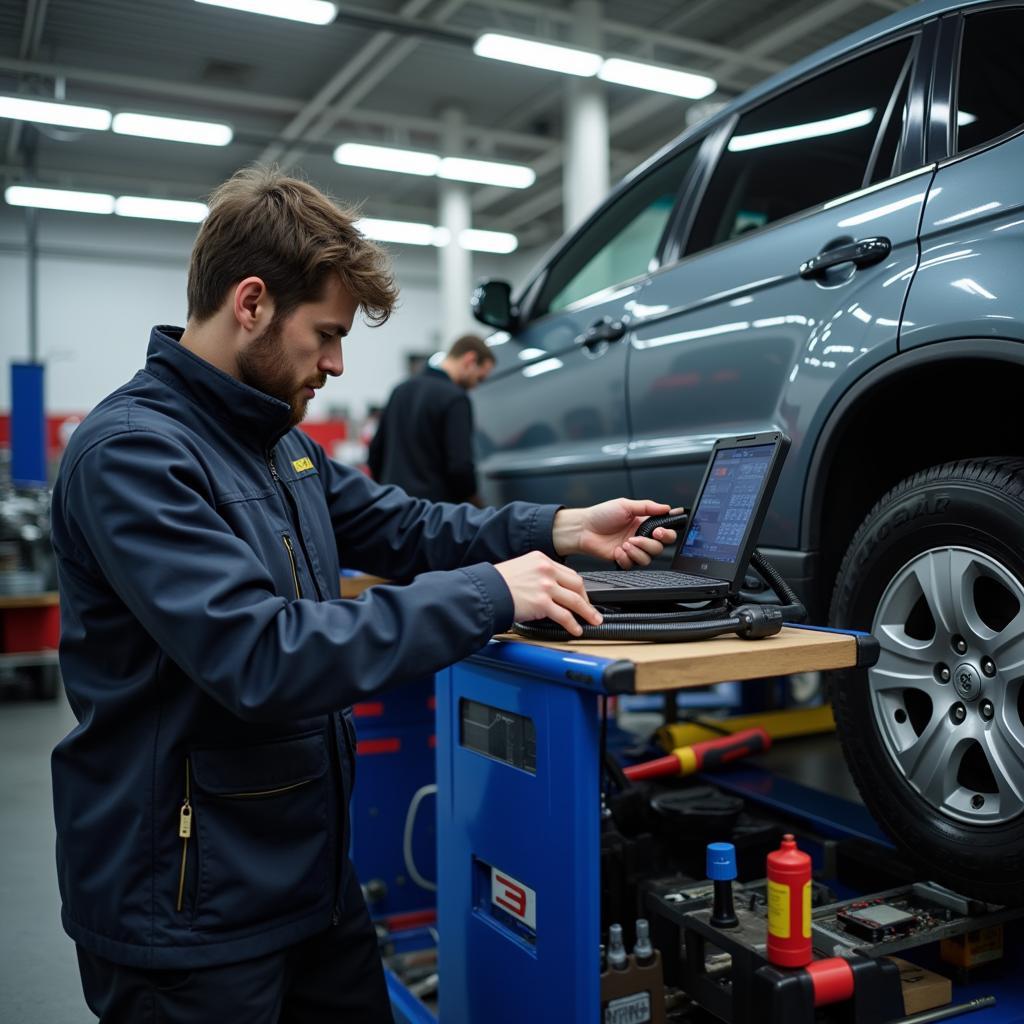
[582,570,719,589]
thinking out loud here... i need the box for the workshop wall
[0,205,541,423]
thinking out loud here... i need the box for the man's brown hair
[187,166,399,326]
[448,334,494,365]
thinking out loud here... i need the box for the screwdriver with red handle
[623,727,771,781]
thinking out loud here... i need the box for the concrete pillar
[438,107,474,345]
[563,0,609,233]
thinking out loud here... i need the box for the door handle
[579,317,626,348]
[799,236,892,279]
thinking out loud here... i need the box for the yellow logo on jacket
[291,457,314,473]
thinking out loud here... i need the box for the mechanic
[50,166,677,1023]
[368,332,494,505]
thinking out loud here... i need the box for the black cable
[510,547,806,643]
[604,750,631,792]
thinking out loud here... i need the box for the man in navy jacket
[50,167,676,1022]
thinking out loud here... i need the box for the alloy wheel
[870,546,1024,826]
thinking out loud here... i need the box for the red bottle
[766,833,812,967]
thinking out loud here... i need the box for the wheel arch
[803,338,1024,615]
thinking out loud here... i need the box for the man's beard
[237,318,321,428]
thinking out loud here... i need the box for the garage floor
[0,692,86,1023]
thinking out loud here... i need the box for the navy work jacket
[368,365,477,502]
[50,327,559,969]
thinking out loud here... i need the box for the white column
[439,106,474,344]
[563,0,609,233]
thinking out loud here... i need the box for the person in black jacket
[50,166,678,1023]
[368,333,494,504]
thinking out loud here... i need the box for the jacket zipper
[282,535,303,598]
[176,760,192,912]
[267,447,342,926]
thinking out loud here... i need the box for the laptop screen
[676,442,776,573]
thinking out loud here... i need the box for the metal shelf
[0,650,59,669]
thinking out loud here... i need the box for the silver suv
[470,0,1024,901]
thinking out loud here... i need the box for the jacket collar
[144,326,293,450]
[425,364,454,384]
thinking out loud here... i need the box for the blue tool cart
[427,626,875,1023]
[386,626,1023,1023]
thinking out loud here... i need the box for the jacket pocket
[188,732,330,934]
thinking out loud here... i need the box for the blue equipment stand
[428,626,875,1024]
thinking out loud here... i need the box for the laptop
[580,431,791,604]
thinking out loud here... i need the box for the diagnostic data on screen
[680,444,774,566]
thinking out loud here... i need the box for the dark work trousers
[76,860,392,1023]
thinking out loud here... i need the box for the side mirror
[471,279,514,330]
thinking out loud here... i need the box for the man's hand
[494,551,602,637]
[553,499,680,569]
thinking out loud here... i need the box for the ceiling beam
[258,0,439,164]
[468,0,786,75]
[273,0,473,171]
[5,0,50,164]
[0,56,559,160]
[715,0,868,79]
[333,108,552,153]
[0,56,305,115]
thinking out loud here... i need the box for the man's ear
[233,277,270,331]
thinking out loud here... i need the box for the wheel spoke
[983,704,1024,807]
[910,551,955,637]
[875,625,936,672]
[992,610,1024,671]
[870,668,936,693]
[872,626,943,698]
[895,713,962,806]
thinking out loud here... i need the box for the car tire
[829,458,1024,904]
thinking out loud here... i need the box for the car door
[472,143,699,509]
[902,5,1024,351]
[624,28,933,557]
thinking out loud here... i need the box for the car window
[955,7,1024,153]
[533,145,698,319]
[868,56,912,185]
[686,39,914,255]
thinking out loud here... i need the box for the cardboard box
[891,957,952,1016]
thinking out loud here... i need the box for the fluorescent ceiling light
[598,58,716,99]
[460,228,518,253]
[112,112,232,146]
[115,196,209,222]
[194,0,337,25]
[357,218,447,247]
[334,142,440,176]
[439,157,534,189]
[474,32,602,77]
[355,217,518,252]
[335,144,534,190]
[728,108,876,152]
[0,95,111,131]
[5,185,114,214]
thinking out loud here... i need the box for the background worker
[50,166,677,1023]
[368,333,494,504]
